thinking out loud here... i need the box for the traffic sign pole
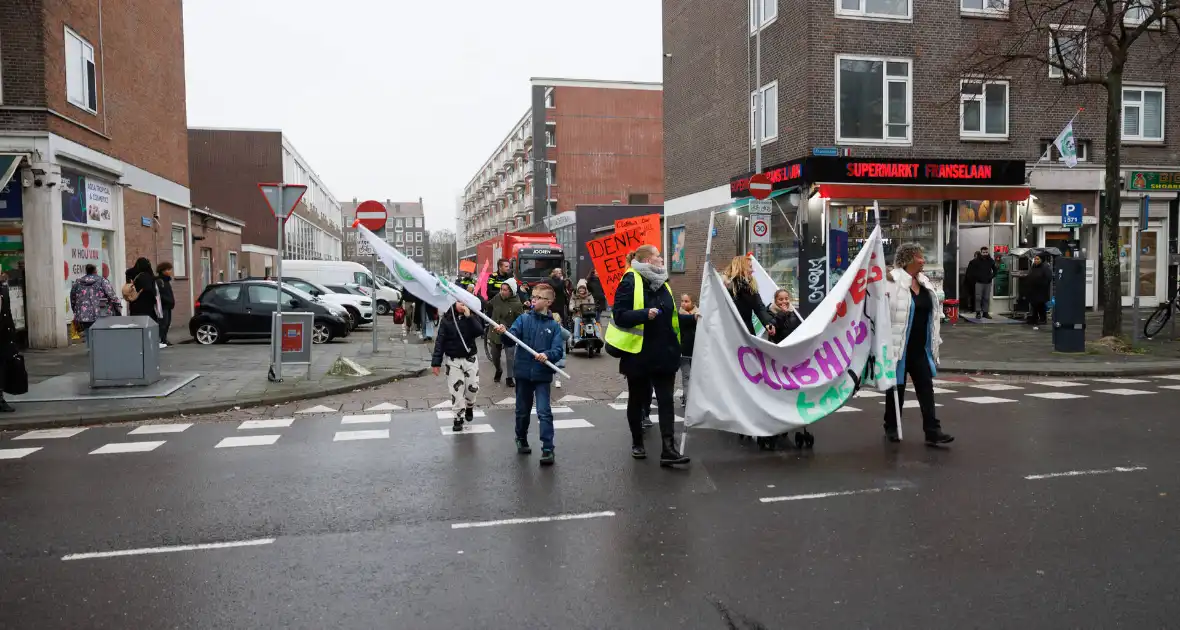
[353,202,389,354]
[258,183,308,382]
[373,252,379,353]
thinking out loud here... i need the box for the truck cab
[514,246,568,290]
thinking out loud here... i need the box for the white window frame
[545,89,555,109]
[415,217,423,228]
[836,0,912,21]
[959,79,1009,140]
[1048,25,1087,79]
[64,27,97,113]
[1122,86,1166,142]
[1039,139,1090,163]
[835,54,913,145]
[749,0,778,32]
[1124,0,1165,27]
[170,225,187,277]
[395,218,403,230]
[228,251,239,279]
[960,0,1008,16]
[415,231,423,243]
[545,123,557,148]
[749,81,779,146]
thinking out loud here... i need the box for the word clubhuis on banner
[587,228,645,305]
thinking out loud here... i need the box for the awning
[0,154,23,192]
[816,183,1030,202]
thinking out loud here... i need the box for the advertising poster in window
[669,226,686,273]
[60,169,87,224]
[0,177,23,219]
[62,225,113,324]
[85,178,115,230]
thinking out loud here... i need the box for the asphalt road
[3,376,1180,629]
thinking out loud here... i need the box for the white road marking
[969,383,1024,391]
[494,397,515,405]
[535,406,573,415]
[616,392,628,400]
[13,428,87,440]
[62,538,276,561]
[0,447,42,460]
[855,391,885,398]
[1091,378,1148,384]
[931,379,961,386]
[216,435,280,448]
[553,419,594,429]
[365,402,404,411]
[1094,388,1156,396]
[334,429,390,441]
[432,400,454,409]
[437,410,487,420]
[878,400,944,409]
[129,424,192,435]
[295,405,336,414]
[1026,392,1088,400]
[956,396,1017,404]
[927,387,955,395]
[760,487,902,503]
[1024,466,1147,480]
[342,413,392,424]
[90,441,166,455]
[451,510,615,529]
[835,406,861,413]
[1153,375,1180,381]
[1158,385,1180,391]
[1032,380,1085,388]
[237,418,294,430]
[609,403,628,411]
[557,395,593,403]
[441,424,495,435]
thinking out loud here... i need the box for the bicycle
[1144,280,1180,338]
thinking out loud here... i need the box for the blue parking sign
[1061,203,1082,227]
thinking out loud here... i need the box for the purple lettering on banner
[834,335,852,366]
[738,346,763,384]
[791,358,821,386]
[768,357,799,390]
[853,321,868,345]
[813,341,843,381]
[756,348,782,391]
[778,363,800,390]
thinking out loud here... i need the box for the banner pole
[450,290,572,380]
[891,387,903,441]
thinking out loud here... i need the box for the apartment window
[1123,87,1165,142]
[1125,0,1163,25]
[170,226,187,276]
[545,89,555,108]
[960,80,1008,138]
[1049,26,1086,78]
[395,218,403,230]
[837,0,911,20]
[415,217,423,228]
[416,246,423,257]
[415,231,423,243]
[749,0,778,32]
[1039,139,1090,163]
[961,0,1007,14]
[629,193,650,204]
[228,252,238,279]
[65,28,97,112]
[546,123,557,147]
[750,81,779,145]
[547,163,558,186]
[837,56,912,144]
[200,249,212,287]
[396,232,403,243]
[547,200,557,215]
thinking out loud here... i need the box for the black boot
[925,430,954,445]
[0,400,13,413]
[452,418,463,432]
[505,377,515,388]
[493,370,502,383]
[464,406,474,423]
[660,437,690,466]
[631,443,646,459]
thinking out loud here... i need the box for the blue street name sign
[1061,203,1082,227]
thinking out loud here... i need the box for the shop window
[1048,26,1086,78]
[65,28,97,113]
[1122,87,1164,142]
[837,0,911,20]
[961,0,1007,15]
[960,80,1008,139]
[836,56,911,144]
[749,0,778,32]
[171,226,186,276]
[750,81,779,145]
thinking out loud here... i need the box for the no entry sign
[354,200,388,231]
[749,173,772,200]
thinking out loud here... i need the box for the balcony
[511,140,526,157]
[524,134,533,147]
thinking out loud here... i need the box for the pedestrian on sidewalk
[678,294,701,409]
[966,247,997,319]
[494,282,564,466]
[0,272,21,412]
[123,258,159,322]
[883,243,953,446]
[551,313,572,389]
[70,263,120,343]
[156,262,176,347]
[605,244,690,466]
[489,278,525,387]
[431,301,486,433]
[1025,255,1052,326]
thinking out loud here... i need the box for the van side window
[353,272,374,288]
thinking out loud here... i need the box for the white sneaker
[555,379,562,389]
[158,343,167,349]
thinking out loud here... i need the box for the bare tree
[960,0,1180,337]
[428,229,457,276]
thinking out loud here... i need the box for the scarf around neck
[631,262,669,289]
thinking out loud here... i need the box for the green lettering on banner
[795,377,854,424]
[395,263,415,283]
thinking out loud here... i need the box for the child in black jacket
[767,289,803,344]
[431,301,486,432]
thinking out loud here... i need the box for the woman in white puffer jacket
[883,243,954,446]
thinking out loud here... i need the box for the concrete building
[459,78,664,253]
[188,128,342,276]
[663,0,1180,315]
[340,199,427,267]
[0,0,191,348]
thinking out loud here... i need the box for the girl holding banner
[722,256,774,338]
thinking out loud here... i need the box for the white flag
[747,254,780,308]
[355,224,481,313]
[1053,122,1078,168]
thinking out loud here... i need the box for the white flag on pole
[355,224,481,312]
[1053,122,1078,168]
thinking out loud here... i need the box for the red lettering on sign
[925,164,993,179]
[731,163,803,195]
[846,163,918,179]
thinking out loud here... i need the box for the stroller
[570,310,604,356]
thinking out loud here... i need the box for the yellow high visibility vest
[605,269,681,354]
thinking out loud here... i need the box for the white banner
[356,224,481,313]
[686,226,896,436]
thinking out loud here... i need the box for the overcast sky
[182,0,662,233]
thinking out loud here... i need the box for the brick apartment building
[663,0,1180,316]
[188,128,343,277]
[0,0,204,348]
[340,198,428,267]
[459,78,664,270]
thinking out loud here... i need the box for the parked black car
[189,280,350,345]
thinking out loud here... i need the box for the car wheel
[312,322,332,344]
[344,307,360,330]
[195,322,222,345]
[376,300,390,316]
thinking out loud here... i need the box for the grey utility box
[89,316,162,388]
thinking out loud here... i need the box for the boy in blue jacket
[494,282,565,465]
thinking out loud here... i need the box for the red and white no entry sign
[353,200,388,231]
[749,173,772,200]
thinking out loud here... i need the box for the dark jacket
[966,255,997,284]
[729,277,772,335]
[508,309,565,382]
[431,308,486,365]
[488,292,525,345]
[612,271,681,377]
[678,310,699,358]
[768,308,803,344]
[125,263,158,319]
[545,276,570,315]
[0,284,14,384]
[586,275,607,309]
[157,275,176,310]
[1025,262,1052,304]
[486,272,512,305]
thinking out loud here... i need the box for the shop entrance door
[1119,225,1162,307]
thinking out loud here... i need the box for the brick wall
[189,214,243,303]
[0,0,48,131]
[188,129,283,247]
[666,205,743,303]
[122,190,192,324]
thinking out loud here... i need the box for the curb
[0,366,432,432]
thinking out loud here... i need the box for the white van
[282,260,401,315]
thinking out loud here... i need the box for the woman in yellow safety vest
[605,244,690,467]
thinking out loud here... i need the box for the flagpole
[439,284,571,380]
[1026,107,1083,181]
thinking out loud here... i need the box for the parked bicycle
[1144,280,1180,338]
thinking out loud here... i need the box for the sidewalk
[940,309,1180,376]
[2,335,432,431]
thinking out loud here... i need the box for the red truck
[476,232,567,292]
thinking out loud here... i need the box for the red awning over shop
[816,183,1030,202]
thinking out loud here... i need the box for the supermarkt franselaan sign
[1128,170,1180,192]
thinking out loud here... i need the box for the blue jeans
[514,378,554,451]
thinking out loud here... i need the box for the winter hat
[504,278,518,294]
[576,279,588,290]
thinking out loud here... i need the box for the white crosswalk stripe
[1153,375,1180,381]
[13,428,87,440]
[1094,388,1156,396]
[334,430,390,441]
[553,419,594,429]
[1032,381,1085,388]
[238,418,294,430]
[437,410,487,420]
[90,441,166,455]
[342,413,392,424]
[129,424,192,435]
[1091,378,1149,384]
[1158,385,1180,391]
[441,424,495,435]
[0,447,41,460]
[879,400,944,409]
[956,396,1017,404]
[296,405,336,414]
[1026,392,1088,400]
[969,383,1024,391]
[216,435,280,448]
[365,402,403,412]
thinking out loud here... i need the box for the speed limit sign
[750,214,771,244]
